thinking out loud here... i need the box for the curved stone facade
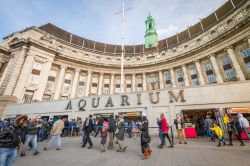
[0,0,250,121]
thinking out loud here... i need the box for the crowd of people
[0,112,249,166]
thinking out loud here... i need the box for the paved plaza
[13,136,250,166]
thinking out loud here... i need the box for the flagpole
[120,0,125,93]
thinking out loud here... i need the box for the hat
[15,115,28,126]
[142,112,147,117]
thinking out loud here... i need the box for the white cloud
[157,24,181,39]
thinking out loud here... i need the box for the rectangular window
[46,70,57,90]
[22,90,34,103]
[77,75,87,97]
[115,78,121,93]
[146,73,159,90]
[91,76,99,95]
[189,67,199,86]
[42,94,51,101]
[103,77,110,95]
[203,63,216,84]
[63,73,73,92]
[136,75,143,92]
[240,48,250,73]
[126,77,132,93]
[28,62,43,84]
[221,56,236,80]
[164,72,171,88]
[176,71,184,87]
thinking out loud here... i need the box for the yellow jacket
[210,126,223,139]
[223,116,229,125]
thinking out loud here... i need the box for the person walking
[15,115,28,157]
[0,115,25,166]
[174,114,187,144]
[24,117,41,155]
[94,115,103,137]
[140,116,152,160]
[204,115,215,141]
[107,115,115,150]
[82,115,94,149]
[235,116,245,146]
[157,117,165,146]
[237,113,250,141]
[100,118,109,152]
[44,116,66,151]
[226,114,235,146]
[116,115,127,152]
[210,123,226,147]
[159,113,173,148]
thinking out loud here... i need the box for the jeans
[82,131,86,144]
[25,135,38,154]
[46,135,62,149]
[38,128,46,141]
[0,148,17,166]
[83,132,93,147]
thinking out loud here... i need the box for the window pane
[22,91,34,103]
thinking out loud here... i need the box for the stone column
[142,73,147,91]
[210,54,223,83]
[0,46,27,96]
[53,65,67,100]
[12,54,34,99]
[32,60,53,101]
[227,47,245,81]
[85,70,92,97]
[0,61,4,71]
[170,68,176,88]
[195,60,205,85]
[70,68,80,98]
[182,65,190,86]
[132,73,136,92]
[98,73,104,96]
[110,73,115,94]
[158,70,164,89]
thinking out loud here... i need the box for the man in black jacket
[82,114,93,149]
[24,117,41,155]
[0,115,27,166]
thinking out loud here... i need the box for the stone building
[0,0,250,130]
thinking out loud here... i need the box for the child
[210,123,226,147]
[100,118,109,152]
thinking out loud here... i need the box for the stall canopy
[227,107,250,114]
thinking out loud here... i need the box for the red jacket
[161,117,169,133]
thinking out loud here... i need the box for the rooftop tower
[144,14,158,48]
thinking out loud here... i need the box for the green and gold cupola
[144,14,158,48]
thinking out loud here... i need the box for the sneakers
[33,151,40,156]
[43,147,47,151]
[56,148,61,150]
[168,144,174,148]
[20,153,26,157]
[87,146,93,149]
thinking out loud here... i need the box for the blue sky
[0,0,227,45]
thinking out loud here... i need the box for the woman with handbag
[140,115,152,160]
